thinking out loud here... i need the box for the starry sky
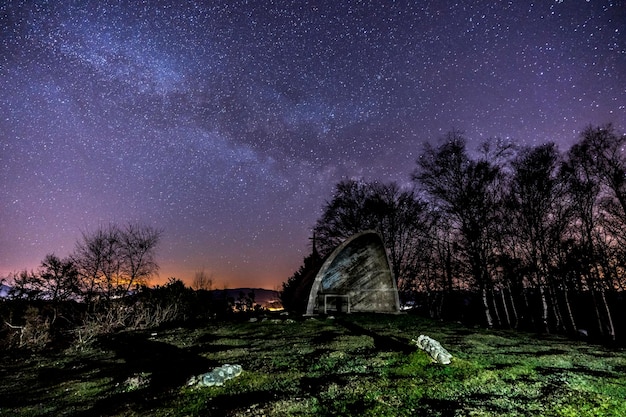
[1,1,624,289]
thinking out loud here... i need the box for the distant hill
[209,288,283,310]
[0,284,11,298]
[0,284,283,309]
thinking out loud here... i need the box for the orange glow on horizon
[153,264,290,290]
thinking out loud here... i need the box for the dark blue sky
[1,0,624,288]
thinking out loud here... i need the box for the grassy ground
[1,313,625,416]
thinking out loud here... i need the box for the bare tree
[576,124,626,220]
[73,224,120,302]
[564,132,619,341]
[363,182,434,290]
[7,270,43,300]
[313,180,377,255]
[508,143,569,333]
[39,253,80,302]
[117,223,162,293]
[192,269,213,291]
[73,223,161,302]
[6,254,79,304]
[572,125,626,291]
[312,179,433,292]
[412,131,504,327]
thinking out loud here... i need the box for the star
[1,0,624,288]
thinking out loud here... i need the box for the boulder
[412,335,453,365]
[187,364,243,387]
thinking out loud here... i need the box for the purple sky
[1,0,624,289]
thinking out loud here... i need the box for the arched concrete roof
[305,230,400,315]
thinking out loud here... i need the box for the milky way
[1,0,624,288]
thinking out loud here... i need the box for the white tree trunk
[562,287,577,333]
[539,286,549,333]
[600,289,616,341]
[482,288,493,328]
[500,288,511,327]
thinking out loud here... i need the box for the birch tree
[564,132,619,341]
[412,131,503,327]
[508,143,568,333]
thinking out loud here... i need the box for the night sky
[1,1,624,289]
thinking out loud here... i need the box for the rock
[124,372,151,391]
[412,335,453,365]
[187,364,243,388]
[202,372,220,387]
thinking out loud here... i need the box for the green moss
[2,314,625,416]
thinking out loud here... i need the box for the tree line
[283,124,626,342]
[7,223,162,305]
[1,223,265,351]
[0,223,175,350]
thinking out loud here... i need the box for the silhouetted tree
[571,125,626,292]
[280,250,323,313]
[117,223,162,293]
[312,179,433,292]
[73,223,161,303]
[576,124,626,221]
[508,143,569,333]
[73,224,119,302]
[362,182,434,291]
[192,269,213,291]
[8,270,43,301]
[313,180,377,254]
[564,130,620,341]
[39,253,80,302]
[412,131,503,327]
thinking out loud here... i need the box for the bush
[1,305,51,351]
[21,306,51,350]
[1,278,258,352]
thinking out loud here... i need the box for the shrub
[1,305,51,351]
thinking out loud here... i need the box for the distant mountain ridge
[0,284,10,298]
[0,284,282,308]
[208,288,281,306]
